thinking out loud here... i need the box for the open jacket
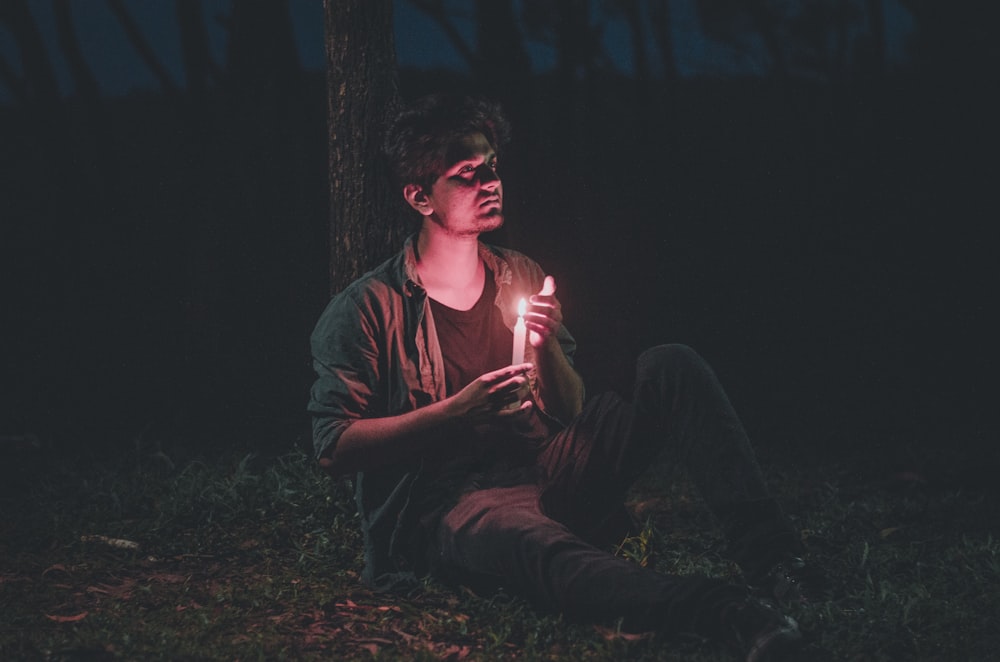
[308,236,578,589]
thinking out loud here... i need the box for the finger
[530,277,557,307]
[481,363,532,383]
[490,389,522,408]
[488,374,527,396]
[524,319,557,338]
[527,295,561,320]
[539,275,556,296]
[524,309,561,326]
[527,295,558,309]
[496,399,533,418]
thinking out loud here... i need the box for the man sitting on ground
[308,94,825,661]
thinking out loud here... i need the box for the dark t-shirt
[420,269,547,503]
[428,270,512,394]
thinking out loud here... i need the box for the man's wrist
[430,396,459,425]
[533,335,561,358]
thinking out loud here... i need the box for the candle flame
[517,298,527,317]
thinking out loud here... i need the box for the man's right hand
[448,363,534,424]
[324,363,534,477]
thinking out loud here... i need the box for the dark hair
[383,94,511,192]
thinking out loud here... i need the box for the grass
[2,438,999,661]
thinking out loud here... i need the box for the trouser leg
[433,344,801,634]
[436,483,745,635]
[537,343,801,574]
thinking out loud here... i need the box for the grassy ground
[2,438,999,661]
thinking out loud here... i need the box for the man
[309,95,823,660]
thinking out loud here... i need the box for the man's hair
[383,94,511,192]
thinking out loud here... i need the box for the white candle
[512,298,527,364]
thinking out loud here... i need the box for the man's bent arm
[533,336,585,424]
[322,365,532,477]
[324,400,457,476]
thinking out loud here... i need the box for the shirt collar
[401,235,422,297]
[479,241,512,287]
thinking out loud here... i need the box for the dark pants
[434,344,800,634]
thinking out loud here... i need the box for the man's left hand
[525,275,561,349]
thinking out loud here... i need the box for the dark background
[1,1,996,480]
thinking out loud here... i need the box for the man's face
[417,132,503,236]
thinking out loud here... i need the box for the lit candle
[512,298,527,364]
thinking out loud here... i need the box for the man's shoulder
[317,250,409,322]
[341,258,404,300]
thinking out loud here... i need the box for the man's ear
[403,184,433,216]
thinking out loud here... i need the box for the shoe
[749,555,830,605]
[720,597,803,662]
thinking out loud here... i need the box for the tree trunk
[324,0,403,296]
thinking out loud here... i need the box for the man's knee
[439,486,543,552]
[637,343,708,380]
[439,489,579,582]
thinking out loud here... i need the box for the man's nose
[478,165,500,188]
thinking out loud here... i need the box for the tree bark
[324,0,403,296]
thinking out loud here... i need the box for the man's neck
[415,223,485,310]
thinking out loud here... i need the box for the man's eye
[459,165,475,174]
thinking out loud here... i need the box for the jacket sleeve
[307,289,382,460]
